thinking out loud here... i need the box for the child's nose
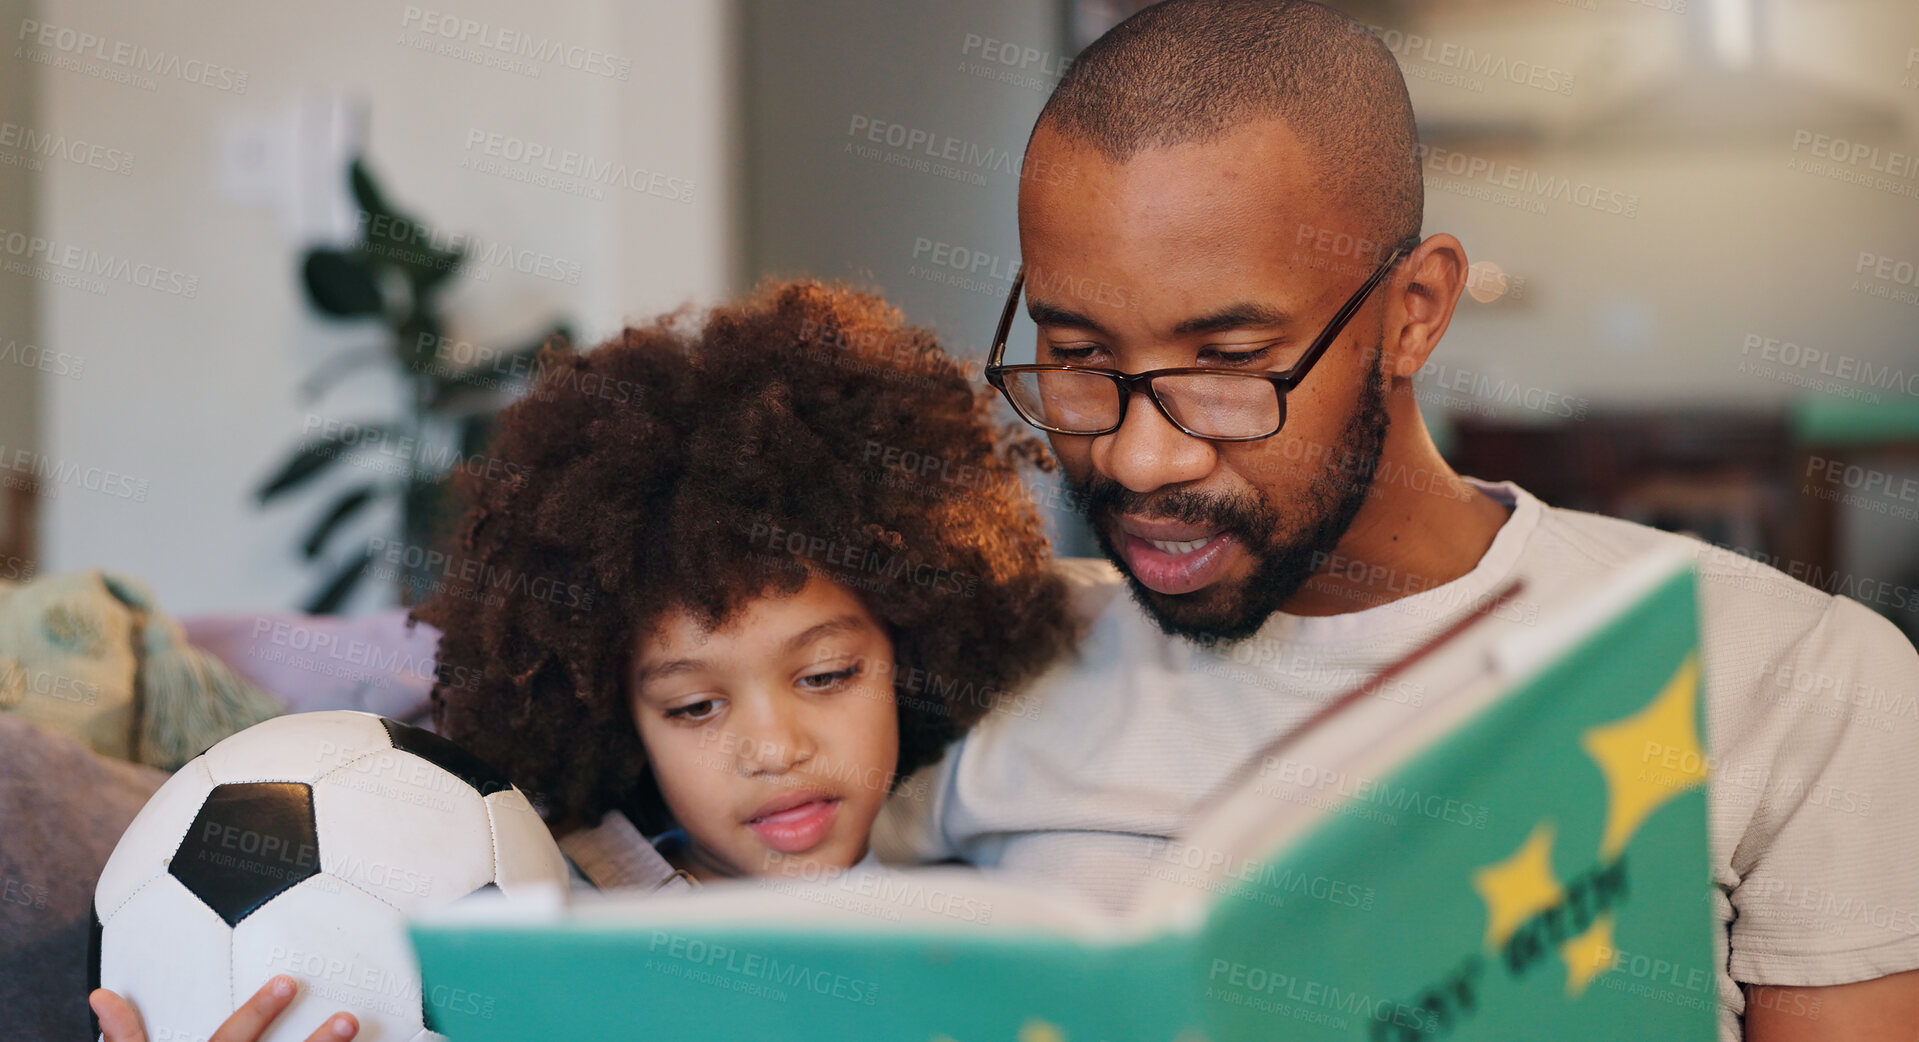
[734,700,816,775]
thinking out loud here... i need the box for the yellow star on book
[1018,1021,1067,1042]
[1561,911,1617,997]
[1473,820,1563,949]
[1580,654,1706,860]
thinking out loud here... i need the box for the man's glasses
[984,243,1411,442]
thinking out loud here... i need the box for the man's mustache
[1073,475,1277,542]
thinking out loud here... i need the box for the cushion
[0,713,166,1040]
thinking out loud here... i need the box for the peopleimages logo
[843,114,1076,187]
[399,5,632,80]
[1790,130,1919,179]
[956,32,1074,92]
[460,128,695,203]
[0,443,149,501]
[1355,22,1575,96]
[1740,332,1918,401]
[1414,144,1638,218]
[0,227,198,296]
[0,121,133,174]
[0,338,85,378]
[14,19,248,93]
[356,212,583,286]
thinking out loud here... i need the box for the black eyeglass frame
[984,241,1413,442]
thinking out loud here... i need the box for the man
[872,2,1919,1039]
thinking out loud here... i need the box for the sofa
[0,608,439,1042]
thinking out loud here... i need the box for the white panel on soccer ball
[484,789,568,895]
[95,759,216,920]
[206,711,395,785]
[97,873,234,1040]
[311,754,494,915]
[231,873,422,1042]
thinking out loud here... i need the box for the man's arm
[1745,970,1919,1040]
[1716,594,1919,1037]
[870,747,961,865]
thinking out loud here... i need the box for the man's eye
[1044,342,1102,363]
[665,699,720,721]
[798,665,861,691]
[1201,344,1275,367]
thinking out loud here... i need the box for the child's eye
[798,664,861,691]
[664,699,721,722]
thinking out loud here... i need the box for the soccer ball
[91,710,568,1042]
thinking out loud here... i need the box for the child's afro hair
[413,280,1075,833]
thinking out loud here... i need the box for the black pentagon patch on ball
[169,782,319,927]
[380,717,513,798]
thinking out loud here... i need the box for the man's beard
[1068,345,1391,644]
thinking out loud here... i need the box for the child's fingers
[91,978,355,1042]
[302,1012,359,1041]
[89,988,148,1042]
[209,974,299,1042]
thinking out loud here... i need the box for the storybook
[411,545,1716,1041]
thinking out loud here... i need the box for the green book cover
[412,549,1714,1041]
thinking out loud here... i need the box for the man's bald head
[1035,0,1422,251]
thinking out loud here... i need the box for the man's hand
[1745,968,1919,1040]
[90,976,358,1042]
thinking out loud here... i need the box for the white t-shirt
[873,480,1919,1040]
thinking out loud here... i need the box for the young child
[91,283,1072,1042]
[413,280,1076,889]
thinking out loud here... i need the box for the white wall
[27,0,737,613]
[1380,0,1919,631]
[744,0,1059,348]
[1389,0,1919,413]
[741,0,1084,548]
[20,0,1918,611]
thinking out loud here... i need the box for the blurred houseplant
[259,157,566,612]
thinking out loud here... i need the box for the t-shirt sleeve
[871,740,962,866]
[1726,596,1919,986]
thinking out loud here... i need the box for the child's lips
[746,795,842,854]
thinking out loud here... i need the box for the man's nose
[1090,389,1219,494]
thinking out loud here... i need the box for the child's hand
[89,976,358,1042]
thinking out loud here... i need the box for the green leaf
[437,343,538,396]
[350,157,464,288]
[304,546,374,615]
[256,424,393,503]
[300,484,382,559]
[348,157,396,223]
[403,474,451,545]
[522,322,572,358]
[459,412,499,456]
[302,249,384,317]
[297,345,389,403]
[435,322,570,395]
[398,312,447,374]
[364,212,464,286]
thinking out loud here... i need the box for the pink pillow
[181,610,442,728]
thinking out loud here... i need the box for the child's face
[630,574,900,880]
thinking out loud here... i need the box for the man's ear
[1381,234,1468,381]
